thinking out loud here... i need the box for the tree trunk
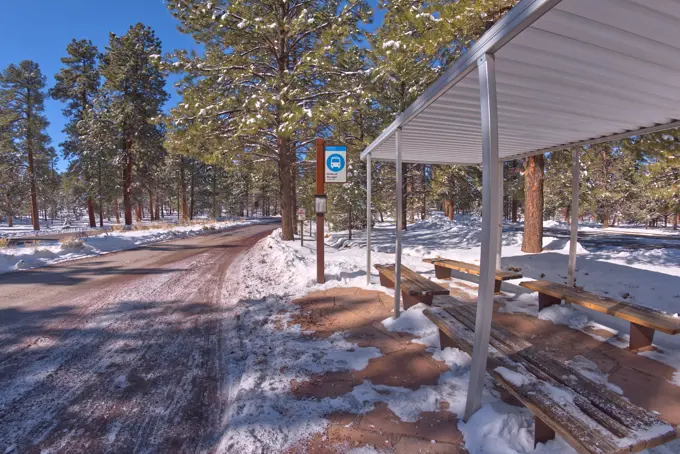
[98,158,104,227]
[511,198,518,223]
[180,159,189,223]
[27,100,40,231]
[87,197,96,227]
[135,204,142,222]
[674,213,678,230]
[190,161,196,221]
[401,164,408,231]
[212,170,218,219]
[123,145,133,227]
[522,154,544,253]
[8,216,12,228]
[603,208,609,228]
[278,136,295,240]
[448,199,455,220]
[115,199,120,224]
[348,205,352,240]
[148,188,154,222]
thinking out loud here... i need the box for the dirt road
[0,222,277,453]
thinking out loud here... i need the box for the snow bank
[218,217,680,453]
[0,220,264,275]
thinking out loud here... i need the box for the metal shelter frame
[361,0,680,421]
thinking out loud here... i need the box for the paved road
[0,222,277,453]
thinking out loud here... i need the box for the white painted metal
[465,54,501,421]
[394,128,403,319]
[567,148,580,287]
[360,0,680,166]
[366,154,372,286]
[497,161,504,269]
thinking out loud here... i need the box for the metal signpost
[297,208,306,246]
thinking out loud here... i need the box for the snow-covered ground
[222,214,680,453]
[0,219,268,275]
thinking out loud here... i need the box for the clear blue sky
[0,0,384,171]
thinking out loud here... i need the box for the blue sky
[0,0,384,171]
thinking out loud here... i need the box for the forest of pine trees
[0,0,678,241]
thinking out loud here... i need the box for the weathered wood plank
[520,280,680,335]
[375,264,448,296]
[423,258,522,280]
[450,304,668,433]
[424,307,621,454]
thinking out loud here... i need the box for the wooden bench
[520,280,680,352]
[375,264,449,309]
[423,258,522,293]
[424,301,676,453]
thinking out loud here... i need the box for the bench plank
[425,304,676,453]
[423,258,522,280]
[375,264,448,296]
[424,307,621,454]
[448,304,663,435]
[520,280,680,335]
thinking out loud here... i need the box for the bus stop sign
[325,145,347,183]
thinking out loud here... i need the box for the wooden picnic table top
[520,280,680,335]
[375,264,449,296]
[424,301,676,454]
[422,258,522,280]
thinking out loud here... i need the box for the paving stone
[358,403,463,445]
[353,343,443,389]
[326,424,401,450]
[608,366,680,426]
[325,287,360,297]
[291,371,356,399]
[344,325,407,355]
[395,436,466,454]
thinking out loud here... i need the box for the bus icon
[330,156,342,169]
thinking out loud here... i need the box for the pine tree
[99,24,168,228]
[165,0,371,240]
[50,39,105,227]
[0,61,52,230]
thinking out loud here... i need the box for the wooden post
[316,138,326,284]
[300,219,304,246]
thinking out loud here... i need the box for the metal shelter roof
[360,0,680,165]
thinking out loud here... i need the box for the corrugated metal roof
[361,0,680,164]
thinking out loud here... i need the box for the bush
[60,236,85,250]
[201,224,217,232]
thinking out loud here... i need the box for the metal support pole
[366,153,372,286]
[567,148,580,287]
[394,128,403,319]
[496,161,504,270]
[465,53,500,422]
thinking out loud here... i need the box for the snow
[0,219,266,275]
[213,213,680,453]
[494,367,532,387]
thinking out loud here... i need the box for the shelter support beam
[394,128,403,319]
[567,148,580,287]
[366,154,372,285]
[465,53,501,421]
[497,161,503,270]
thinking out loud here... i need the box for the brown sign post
[315,138,326,284]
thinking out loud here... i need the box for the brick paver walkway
[286,285,680,453]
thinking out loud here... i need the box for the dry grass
[0,238,9,248]
[60,236,85,250]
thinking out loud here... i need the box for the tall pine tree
[0,61,51,230]
[99,24,168,228]
[50,39,104,227]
